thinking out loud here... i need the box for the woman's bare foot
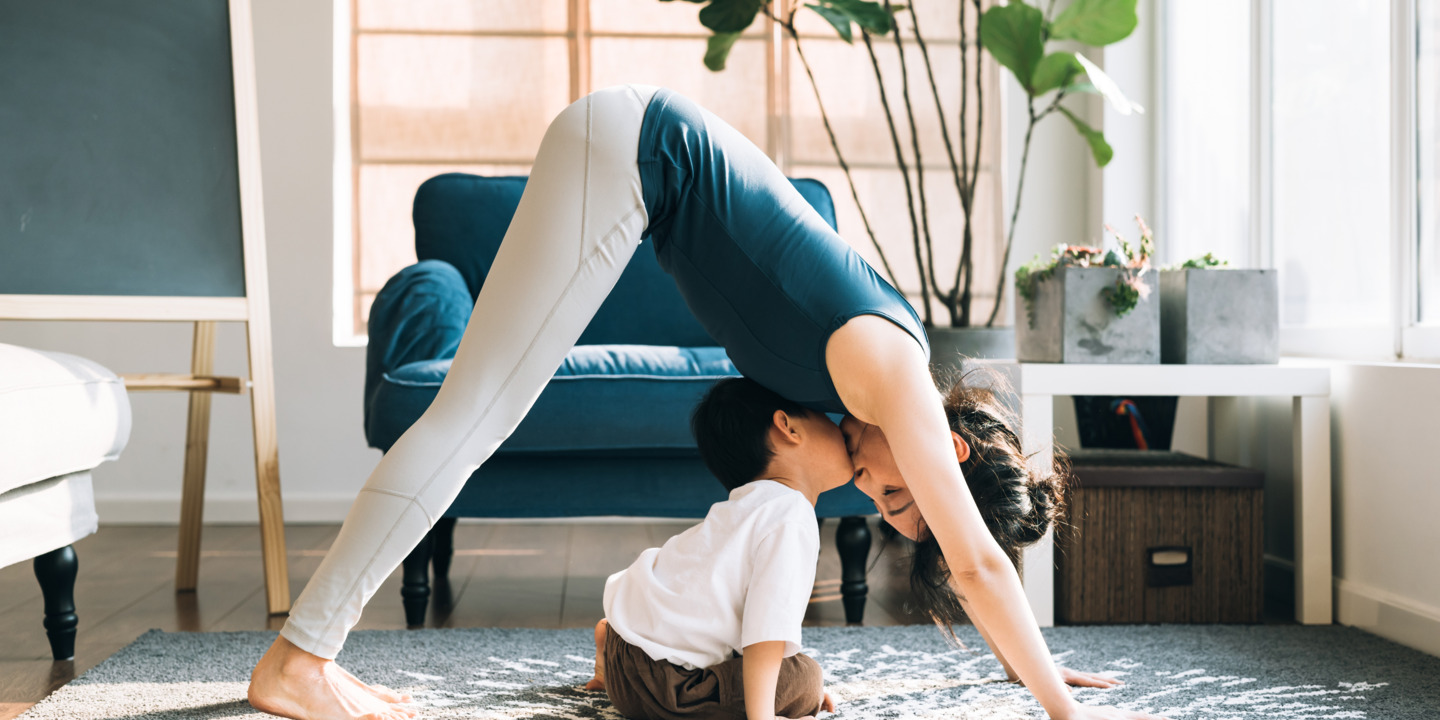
[249,634,417,720]
[583,619,608,691]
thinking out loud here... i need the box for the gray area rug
[19,625,1440,719]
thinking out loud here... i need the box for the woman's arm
[828,317,1160,720]
[960,597,1123,689]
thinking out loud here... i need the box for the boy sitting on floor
[585,377,851,720]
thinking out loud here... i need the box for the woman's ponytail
[901,367,1069,637]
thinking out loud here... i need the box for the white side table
[973,360,1333,626]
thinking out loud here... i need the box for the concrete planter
[927,327,1016,371]
[1016,266,1160,364]
[1160,268,1279,364]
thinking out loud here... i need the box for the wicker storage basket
[1057,450,1264,624]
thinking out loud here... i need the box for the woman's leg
[249,84,657,720]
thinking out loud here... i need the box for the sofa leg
[33,545,78,661]
[431,517,457,584]
[401,533,433,628]
[837,516,871,625]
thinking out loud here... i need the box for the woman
[248,85,1169,720]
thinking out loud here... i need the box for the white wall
[0,0,381,523]
[1215,363,1440,657]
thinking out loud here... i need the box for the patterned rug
[19,625,1440,719]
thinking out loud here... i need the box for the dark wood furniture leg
[401,518,458,627]
[837,516,871,625]
[401,531,434,628]
[431,517,457,583]
[33,545,78,661]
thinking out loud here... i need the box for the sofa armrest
[364,259,473,439]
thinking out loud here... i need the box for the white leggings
[282,85,659,658]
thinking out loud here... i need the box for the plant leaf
[823,0,893,35]
[1058,106,1113,167]
[698,0,764,33]
[1074,53,1144,115]
[703,31,742,71]
[806,3,854,43]
[1063,81,1099,95]
[979,2,1045,93]
[1031,51,1082,95]
[1050,0,1138,46]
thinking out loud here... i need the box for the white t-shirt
[603,480,820,670]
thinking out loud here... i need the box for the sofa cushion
[366,344,740,453]
[411,173,839,348]
[0,344,131,495]
[0,470,98,569]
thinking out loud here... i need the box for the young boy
[585,377,852,720]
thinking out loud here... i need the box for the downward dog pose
[248,84,1169,720]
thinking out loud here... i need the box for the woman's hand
[1057,667,1124,689]
[1063,704,1172,720]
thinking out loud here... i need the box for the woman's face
[840,415,927,541]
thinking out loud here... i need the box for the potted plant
[665,0,1142,365]
[1014,215,1158,363]
[1160,255,1279,364]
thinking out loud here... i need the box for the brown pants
[603,625,823,720]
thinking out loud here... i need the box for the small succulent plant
[1015,214,1154,328]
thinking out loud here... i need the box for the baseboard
[92,495,704,526]
[1335,578,1440,658]
[94,494,358,524]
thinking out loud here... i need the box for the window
[338,0,1001,340]
[1163,0,1438,360]
[1271,0,1392,332]
[1161,0,1253,270]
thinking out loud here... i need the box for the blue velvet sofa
[364,173,877,627]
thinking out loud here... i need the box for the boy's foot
[583,619,608,691]
[248,634,418,720]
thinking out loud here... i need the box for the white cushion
[0,344,131,495]
[0,470,98,569]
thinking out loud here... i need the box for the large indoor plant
[664,0,1141,360]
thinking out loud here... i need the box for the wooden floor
[0,518,923,719]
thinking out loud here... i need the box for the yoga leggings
[282,85,659,657]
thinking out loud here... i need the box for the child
[585,377,850,720]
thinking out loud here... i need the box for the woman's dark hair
[904,368,1069,639]
[691,377,812,491]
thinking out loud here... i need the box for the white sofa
[0,343,131,660]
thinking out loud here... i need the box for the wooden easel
[0,0,290,615]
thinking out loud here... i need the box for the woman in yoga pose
[247,85,1167,720]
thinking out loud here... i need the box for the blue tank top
[636,88,928,415]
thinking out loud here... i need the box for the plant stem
[985,90,1066,327]
[911,3,968,326]
[985,97,1037,327]
[767,6,902,290]
[886,2,942,310]
[960,0,984,326]
[862,28,932,326]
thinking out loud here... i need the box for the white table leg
[1293,395,1334,624]
[1020,392,1055,627]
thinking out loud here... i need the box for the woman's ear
[951,431,971,463]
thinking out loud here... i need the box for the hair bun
[1018,474,1063,545]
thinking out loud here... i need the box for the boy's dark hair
[691,377,812,491]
